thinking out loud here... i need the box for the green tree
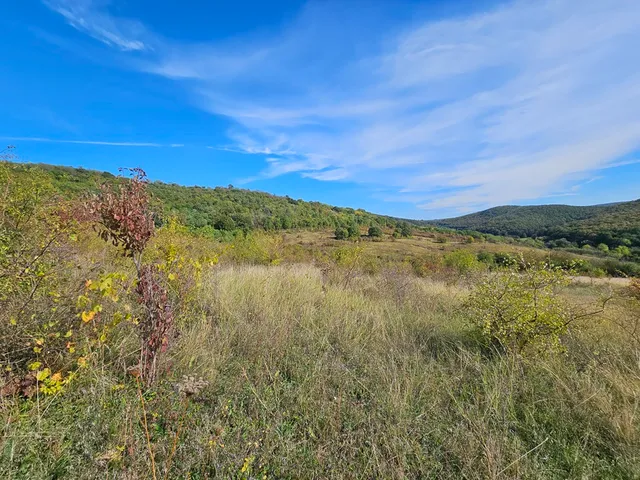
[399,223,413,238]
[614,245,631,258]
[335,227,348,240]
[214,214,236,231]
[368,225,383,238]
[597,243,610,253]
[466,263,605,353]
[347,223,360,239]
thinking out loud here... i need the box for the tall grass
[1,263,639,478]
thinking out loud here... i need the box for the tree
[614,245,631,259]
[597,243,610,253]
[335,227,348,240]
[399,223,413,238]
[368,225,383,238]
[214,214,236,231]
[347,223,360,239]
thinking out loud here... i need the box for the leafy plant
[88,168,173,385]
[467,261,607,353]
[368,225,383,238]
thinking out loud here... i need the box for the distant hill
[424,201,640,248]
[3,162,408,233]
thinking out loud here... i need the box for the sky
[1,0,639,220]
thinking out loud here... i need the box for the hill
[425,201,640,248]
[4,162,408,233]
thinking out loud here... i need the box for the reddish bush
[87,168,174,385]
[88,168,155,266]
[136,264,174,386]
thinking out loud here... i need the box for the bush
[335,227,348,240]
[443,249,479,274]
[368,225,383,238]
[477,251,495,266]
[347,223,360,239]
[466,263,604,353]
[399,223,413,238]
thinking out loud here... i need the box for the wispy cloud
[43,0,640,215]
[1,136,164,147]
[43,0,150,51]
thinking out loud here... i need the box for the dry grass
[2,262,639,478]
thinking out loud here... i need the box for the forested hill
[4,162,405,232]
[425,201,640,248]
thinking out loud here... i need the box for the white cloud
[2,136,164,147]
[43,0,640,215]
[43,0,149,51]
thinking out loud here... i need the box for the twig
[163,397,189,480]
[497,437,549,476]
[136,378,157,480]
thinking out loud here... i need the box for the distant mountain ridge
[423,200,640,247]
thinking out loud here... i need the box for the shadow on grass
[412,326,503,361]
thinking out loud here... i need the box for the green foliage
[6,162,402,235]
[346,222,360,239]
[334,227,348,240]
[228,232,283,265]
[597,243,610,252]
[427,200,640,252]
[443,249,479,274]
[368,225,383,238]
[0,161,82,383]
[467,263,578,353]
[614,245,631,258]
[398,222,413,238]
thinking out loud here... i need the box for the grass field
[2,251,639,478]
[1,171,639,479]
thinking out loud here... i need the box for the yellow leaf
[28,361,42,371]
[9,318,17,326]
[168,273,176,281]
[51,372,63,383]
[64,330,73,338]
[36,368,51,381]
[33,346,42,353]
[81,310,96,323]
[77,357,88,368]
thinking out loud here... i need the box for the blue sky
[2,0,639,220]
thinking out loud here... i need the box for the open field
[2,167,639,479]
[2,237,640,478]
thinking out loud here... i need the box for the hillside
[426,201,640,248]
[2,158,640,478]
[5,162,405,233]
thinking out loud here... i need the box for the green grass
[2,263,638,479]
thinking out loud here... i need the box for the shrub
[0,162,83,391]
[368,225,383,238]
[476,251,495,266]
[467,263,606,354]
[335,227,348,240]
[443,249,479,274]
[88,168,174,386]
[347,223,360,239]
[399,223,413,238]
[494,252,518,268]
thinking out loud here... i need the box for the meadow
[1,165,639,479]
